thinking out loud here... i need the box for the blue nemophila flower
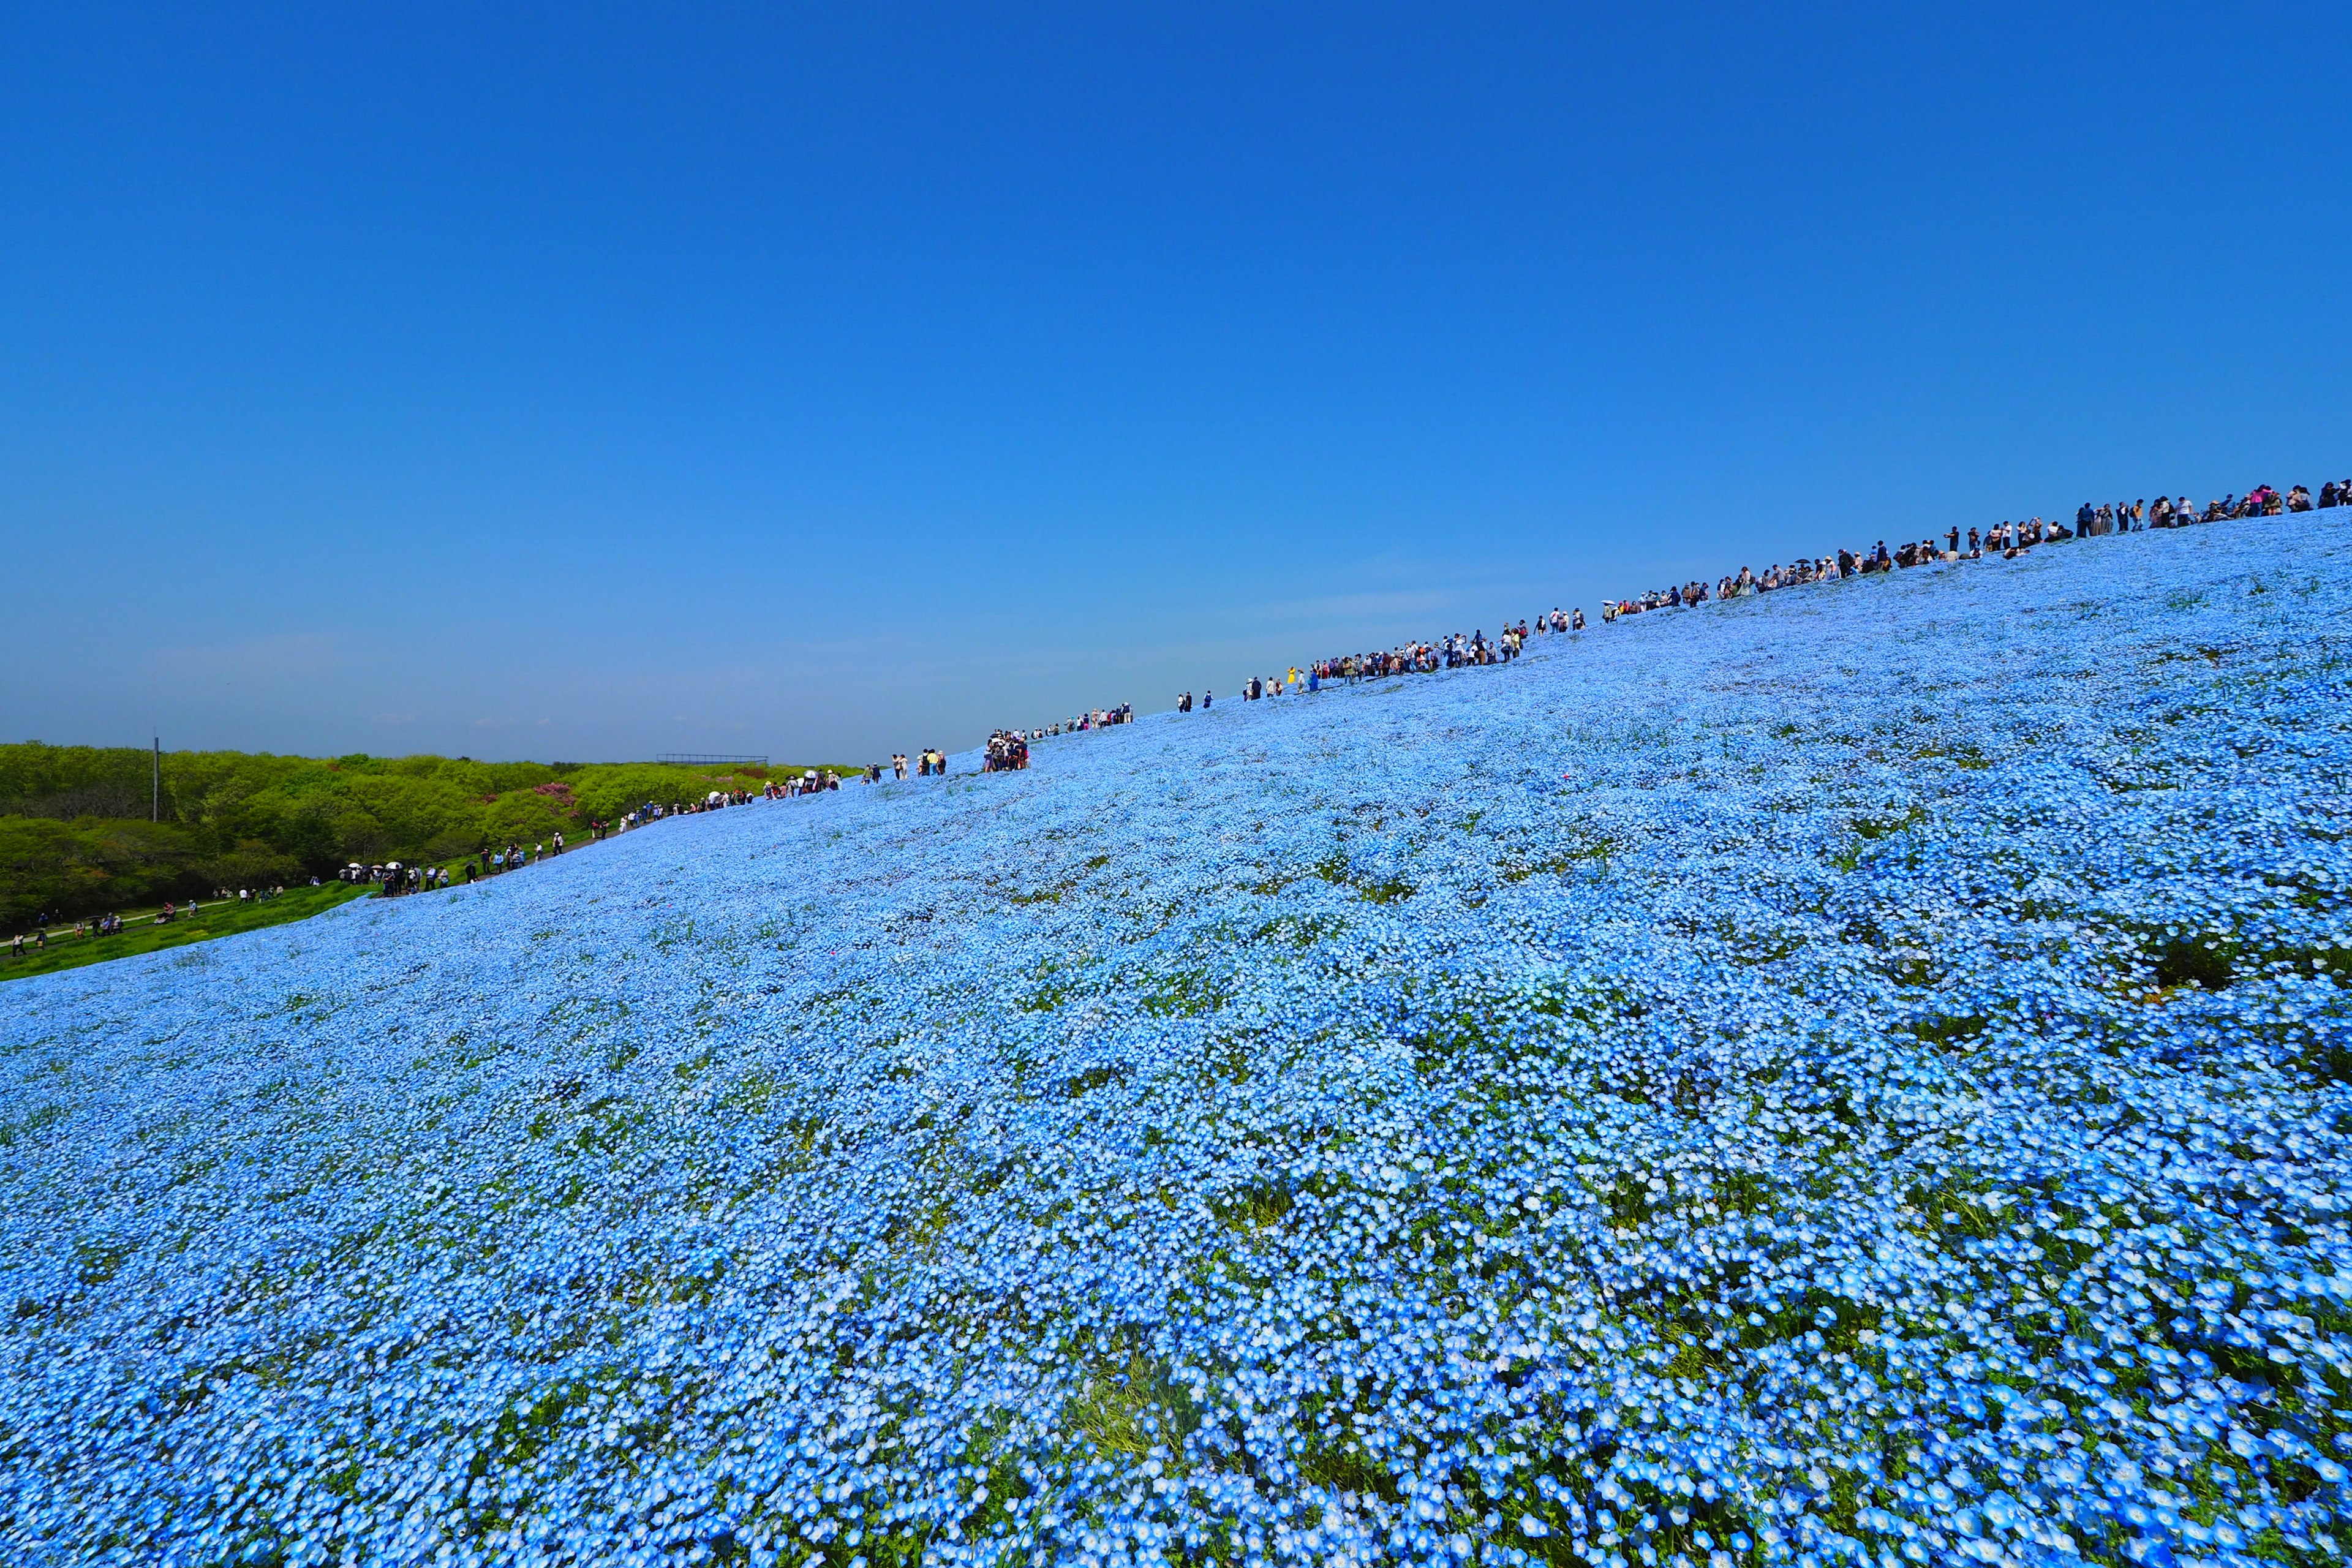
[4,516,2352,1565]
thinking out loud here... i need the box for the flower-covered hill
[6,518,2352,1568]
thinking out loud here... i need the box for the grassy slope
[0,880,374,981]
[2,818,679,983]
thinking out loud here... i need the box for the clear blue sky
[6,4,2348,764]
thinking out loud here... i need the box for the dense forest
[0,744,847,927]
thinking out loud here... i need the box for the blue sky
[5,4,2348,763]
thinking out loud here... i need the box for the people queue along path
[1601,480,2347,618]
[1183,629,1550,707]
[318,782,851,902]
[15,476,2343,953]
[1173,477,2351,704]
[362,780,844,902]
[978,706,1136,771]
[6,773,914,950]
[322,472,2352,845]
[293,785,802,902]
[8,884,322,962]
[11,769,936,954]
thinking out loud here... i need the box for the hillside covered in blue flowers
[5,515,2350,1568]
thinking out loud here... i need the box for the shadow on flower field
[4,515,2350,1567]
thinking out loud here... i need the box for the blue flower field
[4,516,2351,1568]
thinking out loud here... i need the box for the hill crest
[4,515,2350,1565]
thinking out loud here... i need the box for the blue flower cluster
[4,517,2349,1568]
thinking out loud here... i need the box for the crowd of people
[1599,482,2347,620]
[358,788,807,900]
[1177,625,1553,706]
[758,774,842,797]
[361,864,447,896]
[362,780,880,901]
[1188,477,2348,693]
[1003,706,1134,745]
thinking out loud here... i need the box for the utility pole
[153,734,160,822]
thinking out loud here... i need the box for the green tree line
[1,744,848,928]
